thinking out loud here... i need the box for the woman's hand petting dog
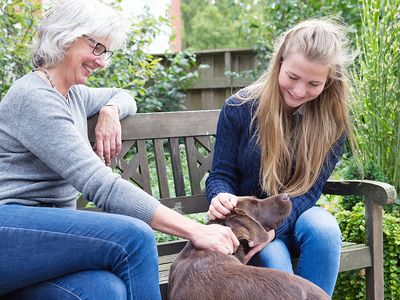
[208,192,238,220]
[190,223,240,255]
[208,193,277,261]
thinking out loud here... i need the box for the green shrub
[340,158,400,215]
[332,203,400,299]
[0,0,41,99]
[351,0,400,194]
[86,12,199,113]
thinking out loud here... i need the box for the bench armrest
[323,180,397,206]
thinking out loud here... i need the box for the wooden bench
[80,110,397,300]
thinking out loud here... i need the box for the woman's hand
[207,193,238,220]
[242,229,275,264]
[150,204,239,255]
[190,223,240,255]
[93,105,121,166]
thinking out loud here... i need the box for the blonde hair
[238,18,355,196]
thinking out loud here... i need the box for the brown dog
[168,194,330,300]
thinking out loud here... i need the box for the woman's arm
[205,97,251,219]
[151,204,239,254]
[77,85,136,119]
[205,98,244,201]
[93,105,121,165]
[75,85,136,164]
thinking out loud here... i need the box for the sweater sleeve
[77,85,137,119]
[275,135,346,238]
[205,98,243,202]
[17,89,158,224]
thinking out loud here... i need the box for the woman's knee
[102,214,157,252]
[295,207,341,248]
[249,239,294,273]
[3,271,127,300]
[52,270,127,300]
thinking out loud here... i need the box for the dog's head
[222,194,291,262]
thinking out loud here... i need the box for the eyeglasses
[83,35,113,61]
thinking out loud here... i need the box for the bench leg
[160,282,168,300]
[365,200,384,300]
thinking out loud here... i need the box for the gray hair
[32,0,129,68]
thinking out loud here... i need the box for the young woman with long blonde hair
[206,19,355,296]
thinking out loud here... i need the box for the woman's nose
[94,55,106,68]
[293,85,307,97]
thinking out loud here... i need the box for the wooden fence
[184,48,257,110]
[153,48,259,110]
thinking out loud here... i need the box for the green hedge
[332,203,400,299]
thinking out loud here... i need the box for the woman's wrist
[100,104,119,115]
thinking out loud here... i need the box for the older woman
[0,1,238,299]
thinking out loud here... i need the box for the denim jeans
[249,206,341,297]
[0,204,161,300]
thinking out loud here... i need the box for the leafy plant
[140,49,199,112]
[0,0,41,99]
[340,158,400,215]
[87,11,199,113]
[181,0,361,52]
[351,0,400,194]
[332,203,400,299]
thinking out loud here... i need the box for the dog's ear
[227,208,269,245]
[236,194,292,231]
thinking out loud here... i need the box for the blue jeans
[0,205,161,300]
[249,206,341,297]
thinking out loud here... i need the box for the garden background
[1,0,399,299]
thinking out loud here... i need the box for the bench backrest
[85,110,221,215]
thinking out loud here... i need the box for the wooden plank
[341,242,356,247]
[365,200,384,300]
[169,138,185,197]
[159,194,209,214]
[88,110,221,141]
[190,78,254,89]
[154,139,170,198]
[159,270,170,282]
[201,89,216,110]
[157,240,187,256]
[323,180,397,205]
[158,253,179,266]
[185,137,202,195]
[135,140,152,194]
[224,51,232,88]
[339,244,372,272]
[159,282,168,300]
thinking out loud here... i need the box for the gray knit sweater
[0,71,159,224]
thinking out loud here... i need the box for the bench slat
[169,137,186,197]
[185,136,202,195]
[88,110,220,141]
[158,195,209,214]
[154,139,170,198]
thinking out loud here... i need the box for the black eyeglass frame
[83,35,113,61]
